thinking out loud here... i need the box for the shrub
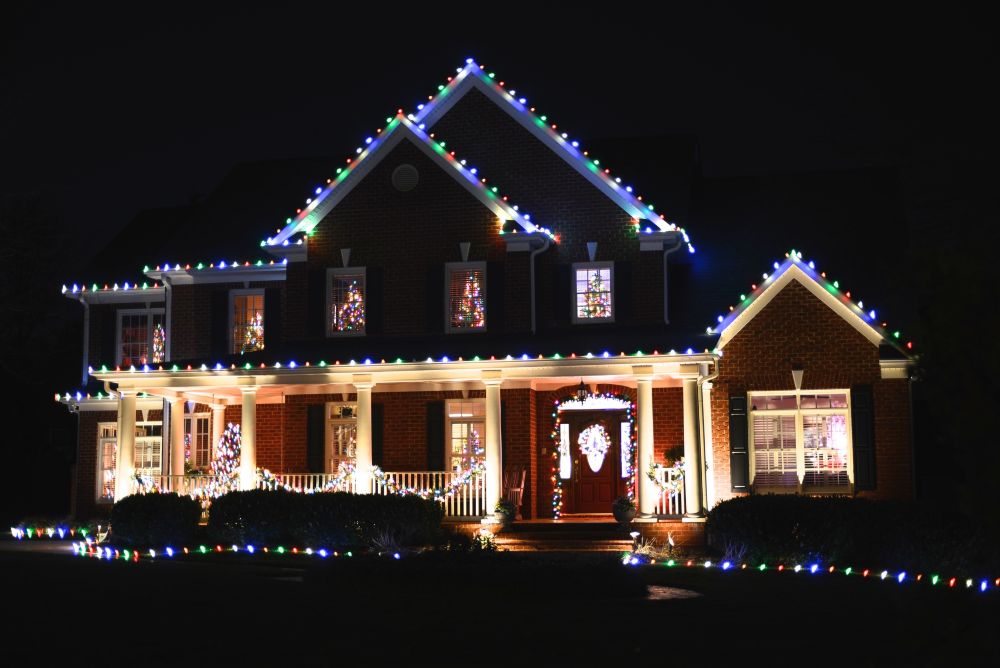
[207,491,444,549]
[706,495,997,573]
[110,493,202,547]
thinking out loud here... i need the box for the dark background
[1,4,996,525]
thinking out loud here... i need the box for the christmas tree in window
[241,312,264,354]
[582,270,611,318]
[453,272,485,329]
[334,279,365,332]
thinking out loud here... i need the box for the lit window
[446,263,486,332]
[97,423,117,503]
[572,262,613,322]
[184,413,211,471]
[446,400,485,472]
[327,404,357,473]
[133,422,163,475]
[117,309,166,366]
[231,291,265,354]
[328,269,366,335]
[749,391,852,492]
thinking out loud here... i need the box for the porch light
[576,379,589,402]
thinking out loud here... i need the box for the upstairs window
[230,290,265,355]
[117,309,166,366]
[572,262,614,323]
[328,268,366,336]
[446,262,487,332]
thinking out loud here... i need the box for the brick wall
[709,278,913,504]
[73,410,118,519]
[171,280,277,361]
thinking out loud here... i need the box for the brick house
[58,59,915,537]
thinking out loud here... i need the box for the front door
[566,411,625,514]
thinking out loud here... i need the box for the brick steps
[494,519,635,552]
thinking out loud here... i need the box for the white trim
[145,264,286,285]
[557,396,631,411]
[879,360,910,379]
[115,307,166,366]
[64,286,166,305]
[716,264,885,350]
[444,261,488,334]
[571,261,615,324]
[228,289,266,355]
[326,267,367,337]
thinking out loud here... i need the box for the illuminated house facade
[58,60,915,530]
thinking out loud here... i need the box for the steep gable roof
[711,250,913,355]
[414,59,692,247]
[265,114,550,247]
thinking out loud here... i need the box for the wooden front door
[566,411,626,514]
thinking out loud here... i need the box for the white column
[683,378,704,516]
[238,387,257,490]
[114,391,137,501]
[211,404,226,461]
[483,371,503,514]
[354,375,374,494]
[635,369,656,516]
[170,398,185,479]
[701,381,716,510]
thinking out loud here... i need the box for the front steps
[494,519,635,553]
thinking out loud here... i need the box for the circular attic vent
[391,164,419,192]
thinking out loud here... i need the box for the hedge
[706,495,998,574]
[110,493,202,547]
[207,490,444,549]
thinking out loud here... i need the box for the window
[572,262,614,323]
[117,309,166,366]
[230,290,265,354]
[445,262,486,332]
[327,268,366,335]
[133,422,163,475]
[327,404,357,473]
[748,391,852,492]
[446,399,485,473]
[97,423,117,503]
[184,412,211,471]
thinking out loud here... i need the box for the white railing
[654,466,686,516]
[258,472,355,493]
[140,474,218,496]
[372,470,486,518]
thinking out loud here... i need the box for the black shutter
[371,403,384,468]
[851,385,877,490]
[614,260,633,324]
[264,287,282,355]
[426,267,444,334]
[101,309,116,365]
[210,290,229,358]
[426,400,445,470]
[553,263,572,326]
[729,395,750,491]
[307,268,325,339]
[486,261,505,333]
[306,404,325,473]
[366,267,384,336]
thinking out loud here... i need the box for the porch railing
[372,470,486,517]
[264,473,356,493]
[654,466,686,516]
[141,474,218,497]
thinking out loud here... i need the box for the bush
[706,495,998,573]
[208,491,444,549]
[110,493,202,547]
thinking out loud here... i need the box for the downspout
[79,297,90,387]
[529,236,552,334]
[697,359,721,512]
[662,236,684,324]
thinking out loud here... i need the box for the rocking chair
[503,467,526,520]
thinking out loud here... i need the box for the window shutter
[426,267,444,334]
[614,260,633,323]
[486,261,504,332]
[307,269,325,338]
[306,404,325,473]
[264,287,282,353]
[851,385,876,490]
[372,402,384,468]
[366,267,383,336]
[210,290,228,358]
[729,395,750,491]
[426,400,445,470]
[101,309,117,365]
[553,263,572,326]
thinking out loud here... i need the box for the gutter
[662,236,684,324]
[529,236,552,334]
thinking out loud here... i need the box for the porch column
[238,387,257,490]
[169,398,185,478]
[114,391,137,501]
[483,370,503,513]
[683,378,704,516]
[211,404,226,460]
[354,375,374,494]
[634,367,656,516]
[701,380,716,510]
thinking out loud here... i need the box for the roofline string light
[708,249,913,352]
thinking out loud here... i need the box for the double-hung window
[117,309,166,366]
[327,268,366,336]
[184,411,211,472]
[230,290,265,354]
[446,399,485,473]
[327,403,357,473]
[133,422,163,476]
[97,423,118,503]
[748,391,853,493]
[572,262,614,323]
[445,262,487,332]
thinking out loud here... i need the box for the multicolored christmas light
[452,272,486,329]
[333,279,366,332]
[581,269,612,319]
[205,423,241,497]
[152,322,166,364]
[240,312,265,354]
